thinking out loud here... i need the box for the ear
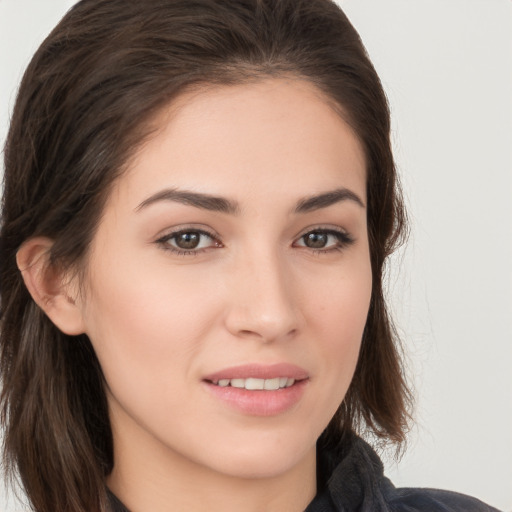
[16,237,86,335]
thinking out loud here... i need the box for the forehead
[113,78,366,209]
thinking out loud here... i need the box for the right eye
[156,229,221,255]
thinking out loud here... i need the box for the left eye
[295,230,352,250]
[159,230,218,252]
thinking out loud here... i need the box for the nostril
[223,278,300,342]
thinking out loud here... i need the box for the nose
[224,249,301,343]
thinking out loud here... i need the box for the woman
[0,1,501,511]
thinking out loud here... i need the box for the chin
[194,430,317,480]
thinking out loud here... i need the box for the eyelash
[155,228,221,256]
[155,227,355,256]
[294,228,355,254]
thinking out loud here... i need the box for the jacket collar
[106,434,389,512]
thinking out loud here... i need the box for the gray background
[1,1,511,510]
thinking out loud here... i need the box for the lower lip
[203,380,308,416]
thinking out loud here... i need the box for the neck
[106,408,317,512]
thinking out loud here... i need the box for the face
[77,78,371,481]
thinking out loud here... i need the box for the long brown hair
[0,1,410,511]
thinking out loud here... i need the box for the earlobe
[16,237,86,336]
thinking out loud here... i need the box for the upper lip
[203,363,309,383]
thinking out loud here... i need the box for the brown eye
[157,229,220,254]
[295,229,355,252]
[174,232,201,249]
[303,232,328,249]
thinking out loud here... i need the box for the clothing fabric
[107,435,501,512]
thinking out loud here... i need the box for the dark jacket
[305,435,500,511]
[107,436,501,512]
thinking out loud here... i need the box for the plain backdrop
[1,1,511,511]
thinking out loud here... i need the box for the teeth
[214,377,297,390]
[245,378,264,390]
[230,379,245,389]
[263,377,280,390]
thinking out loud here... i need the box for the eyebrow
[135,188,240,214]
[135,186,364,214]
[294,187,365,213]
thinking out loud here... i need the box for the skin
[32,78,372,512]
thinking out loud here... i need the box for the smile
[202,364,309,416]
[211,377,296,390]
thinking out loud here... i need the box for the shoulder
[383,480,501,511]
[313,435,502,512]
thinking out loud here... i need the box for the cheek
[80,256,223,396]
[84,248,216,336]
[308,252,372,330]
[79,270,217,435]
[307,256,372,382]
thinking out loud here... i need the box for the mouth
[202,363,309,416]
[206,377,298,390]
